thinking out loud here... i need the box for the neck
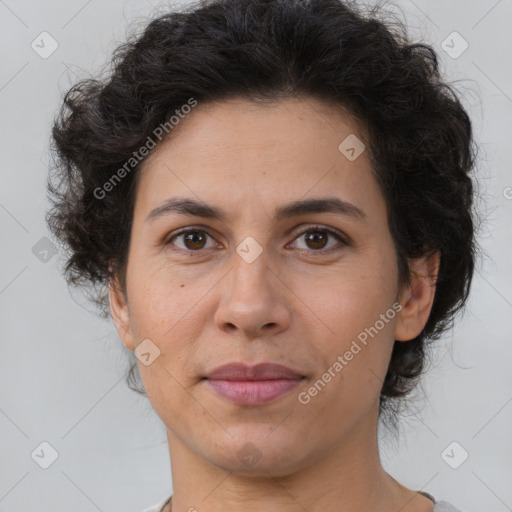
[163,407,428,512]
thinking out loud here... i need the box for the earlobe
[394,251,440,342]
[108,278,135,351]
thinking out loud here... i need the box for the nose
[214,248,291,340]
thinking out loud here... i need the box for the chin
[204,430,310,477]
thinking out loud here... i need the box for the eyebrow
[145,196,367,224]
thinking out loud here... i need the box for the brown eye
[304,230,328,249]
[167,229,217,251]
[290,227,346,253]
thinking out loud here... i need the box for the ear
[109,277,136,351]
[394,250,441,342]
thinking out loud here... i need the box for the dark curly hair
[46,0,479,431]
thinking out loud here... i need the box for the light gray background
[1,0,511,511]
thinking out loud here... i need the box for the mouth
[203,377,305,405]
[202,362,306,405]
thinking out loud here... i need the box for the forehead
[133,97,384,223]
[141,96,368,166]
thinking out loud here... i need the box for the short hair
[46,0,479,431]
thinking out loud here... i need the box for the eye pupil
[168,227,343,254]
[305,230,327,249]
[184,231,206,250]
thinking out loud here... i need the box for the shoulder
[142,495,463,512]
[142,495,172,512]
[433,500,464,512]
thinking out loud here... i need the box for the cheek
[127,254,202,336]
[307,248,397,341]
[302,247,398,398]
[126,232,398,417]
[125,256,232,379]
[127,270,207,423]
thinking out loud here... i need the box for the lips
[204,362,304,381]
[203,362,305,405]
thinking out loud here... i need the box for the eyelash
[164,225,348,255]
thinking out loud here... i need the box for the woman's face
[110,97,432,476]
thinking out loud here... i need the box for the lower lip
[205,378,303,405]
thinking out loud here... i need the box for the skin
[109,97,440,512]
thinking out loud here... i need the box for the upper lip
[204,362,304,381]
